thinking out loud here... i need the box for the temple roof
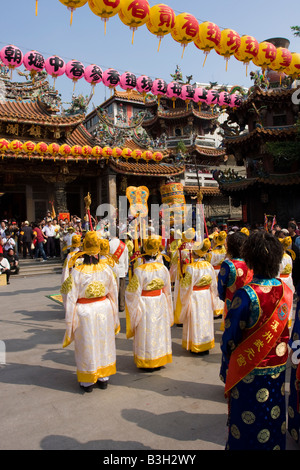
[225,125,298,147]
[218,172,300,192]
[0,99,85,127]
[143,106,218,127]
[108,159,185,177]
[184,185,221,196]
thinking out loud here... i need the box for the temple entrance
[0,192,26,222]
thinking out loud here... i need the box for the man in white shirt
[42,218,56,258]
[0,253,10,284]
[109,235,128,312]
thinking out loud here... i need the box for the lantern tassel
[70,8,74,26]
[246,63,248,76]
[35,0,38,16]
[157,38,161,52]
[132,30,135,45]
[226,58,228,72]
[104,19,107,35]
[203,53,208,67]
[181,45,186,59]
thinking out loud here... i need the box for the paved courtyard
[0,273,299,451]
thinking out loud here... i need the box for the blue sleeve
[221,288,251,360]
[289,283,300,349]
[218,260,230,301]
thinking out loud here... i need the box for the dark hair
[226,232,248,259]
[83,254,99,265]
[242,231,283,279]
[288,222,296,231]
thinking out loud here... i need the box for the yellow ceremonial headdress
[83,231,100,256]
[71,234,81,248]
[143,236,162,257]
[99,238,110,256]
[279,236,296,260]
[193,238,211,257]
[240,227,250,236]
[182,227,195,243]
[214,230,227,246]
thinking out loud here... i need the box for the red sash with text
[112,240,126,262]
[225,281,293,397]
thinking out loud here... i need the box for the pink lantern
[65,59,85,91]
[205,89,220,114]
[166,81,182,108]
[0,45,23,78]
[45,55,66,85]
[23,50,45,81]
[84,64,103,91]
[218,91,231,108]
[102,68,120,91]
[192,87,209,111]
[119,71,137,92]
[181,84,195,110]
[151,78,167,105]
[229,93,242,109]
[136,75,153,101]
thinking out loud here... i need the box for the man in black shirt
[4,248,19,275]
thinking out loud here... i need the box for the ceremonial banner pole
[84,192,93,231]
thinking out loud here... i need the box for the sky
[1,0,299,114]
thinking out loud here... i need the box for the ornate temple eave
[184,185,221,196]
[143,107,218,126]
[0,100,85,128]
[224,125,298,147]
[108,159,185,177]
[218,172,300,193]
[228,86,297,114]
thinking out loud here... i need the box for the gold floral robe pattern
[125,261,173,368]
[178,260,218,353]
[61,261,120,384]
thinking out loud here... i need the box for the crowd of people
[1,210,300,450]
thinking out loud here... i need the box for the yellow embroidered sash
[224,282,293,397]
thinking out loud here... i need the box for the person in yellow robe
[60,231,120,393]
[206,230,227,318]
[61,234,82,285]
[125,236,173,371]
[178,238,218,355]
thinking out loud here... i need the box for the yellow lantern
[92,145,102,162]
[214,28,241,71]
[121,147,132,160]
[23,141,36,160]
[131,149,142,161]
[118,0,150,44]
[36,142,48,161]
[48,143,60,161]
[284,52,300,79]
[58,0,88,25]
[152,151,163,162]
[194,21,221,66]
[268,47,292,84]
[88,0,121,34]
[82,145,93,162]
[234,35,259,75]
[10,140,23,157]
[0,138,9,159]
[71,145,82,162]
[171,12,199,58]
[59,144,71,160]
[102,146,113,162]
[141,150,152,163]
[146,3,175,52]
[112,147,122,162]
[252,41,277,76]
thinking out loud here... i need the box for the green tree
[291,26,300,37]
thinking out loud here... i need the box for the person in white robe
[125,236,173,370]
[61,234,82,285]
[61,232,119,393]
[205,230,227,318]
[177,238,218,355]
[278,235,295,327]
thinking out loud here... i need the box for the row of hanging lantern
[0,44,243,110]
[34,0,300,78]
[0,137,165,163]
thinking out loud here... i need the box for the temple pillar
[108,173,117,209]
[26,185,35,222]
[54,181,68,213]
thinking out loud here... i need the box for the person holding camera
[0,252,10,284]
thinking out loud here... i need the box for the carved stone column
[54,181,68,213]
